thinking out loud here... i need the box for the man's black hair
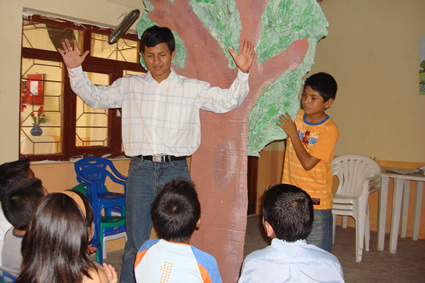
[151,179,200,243]
[140,25,175,54]
[1,178,45,230]
[304,72,337,102]
[0,159,31,200]
[263,184,313,242]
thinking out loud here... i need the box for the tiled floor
[243,214,425,283]
[105,214,425,282]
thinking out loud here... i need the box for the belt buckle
[152,156,163,162]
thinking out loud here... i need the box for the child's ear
[88,222,94,240]
[263,221,275,238]
[196,218,201,229]
[324,98,334,109]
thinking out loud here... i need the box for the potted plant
[30,106,47,136]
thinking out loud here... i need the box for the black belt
[136,155,186,162]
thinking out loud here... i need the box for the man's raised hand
[58,39,89,69]
[229,39,255,74]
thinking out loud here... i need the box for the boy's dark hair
[1,178,45,230]
[263,184,313,242]
[151,179,200,242]
[304,72,337,102]
[0,158,31,199]
[140,25,175,54]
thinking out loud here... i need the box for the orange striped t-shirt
[282,110,339,210]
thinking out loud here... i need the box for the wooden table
[378,169,424,253]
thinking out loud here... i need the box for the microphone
[108,9,141,44]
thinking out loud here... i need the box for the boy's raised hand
[277,112,320,171]
[277,113,298,140]
[58,39,89,69]
[229,39,255,73]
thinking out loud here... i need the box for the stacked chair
[331,155,381,262]
[74,157,127,264]
[0,268,16,283]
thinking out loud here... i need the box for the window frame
[20,14,145,161]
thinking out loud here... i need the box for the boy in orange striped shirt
[277,72,339,252]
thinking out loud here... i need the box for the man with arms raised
[59,25,254,282]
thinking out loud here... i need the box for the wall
[311,0,425,162]
[255,0,425,239]
[255,142,285,213]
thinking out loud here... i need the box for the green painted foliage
[138,0,329,156]
[189,0,241,69]
[248,0,328,156]
[256,0,328,64]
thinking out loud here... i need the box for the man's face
[142,42,175,83]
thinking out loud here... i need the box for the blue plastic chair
[72,183,123,216]
[0,268,17,283]
[74,157,127,264]
[71,183,126,262]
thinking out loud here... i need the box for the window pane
[20,15,140,160]
[123,70,144,76]
[76,72,110,147]
[23,20,83,53]
[20,59,63,155]
[91,33,139,63]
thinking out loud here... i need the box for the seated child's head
[19,191,96,282]
[304,72,338,102]
[151,179,201,243]
[1,178,46,231]
[0,158,34,199]
[262,184,313,242]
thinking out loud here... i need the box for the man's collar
[144,68,176,82]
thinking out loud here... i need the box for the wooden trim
[247,156,259,215]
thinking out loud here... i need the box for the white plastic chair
[331,155,381,262]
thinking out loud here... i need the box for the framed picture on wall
[25,74,44,105]
[419,36,425,95]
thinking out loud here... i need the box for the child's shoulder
[138,238,160,252]
[189,245,219,266]
[322,116,339,136]
[189,245,222,282]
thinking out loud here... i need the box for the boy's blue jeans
[120,156,191,283]
[307,209,333,252]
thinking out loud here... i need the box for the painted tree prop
[137,0,327,281]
